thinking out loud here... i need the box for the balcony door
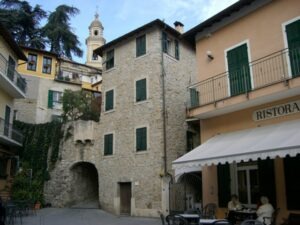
[4,105,11,136]
[7,56,15,81]
[227,43,251,96]
[286,19,300,77]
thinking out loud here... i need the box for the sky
[26,0,238,63]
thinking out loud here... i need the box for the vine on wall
[12,121,63,203]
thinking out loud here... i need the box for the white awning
[173,119,300,173]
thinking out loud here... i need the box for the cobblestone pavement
[21,208,161,225]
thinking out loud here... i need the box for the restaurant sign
[253,100,300,121]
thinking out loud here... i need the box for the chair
[240,220,264,225]
[263,208,279,225]
[202,203,217,219]
[166,214,188,225]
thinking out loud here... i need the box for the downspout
[161,29,167,176]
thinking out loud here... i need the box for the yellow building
[0,23,27,198]
[174,0,300,223]
[16,47,101,123]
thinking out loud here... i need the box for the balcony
[55,70,82,85]
[0,53,27,98]
[188,48,300,118]
[0,117,23,147]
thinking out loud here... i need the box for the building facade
[0,23,27,199]
[44,19,196,217]
[15,47,101,124]
[173,0,300,223]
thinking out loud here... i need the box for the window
[136,78,147,102]
[92,52,98,60]
[105,89,114,111]
[175,40,180,60]
[48,90,62,109]
[27,53,37,71]
[106,49,114,70]
[227,43,251,96]
[7,56,16,81]
[162,32,169,53]
[285,19,300,77]
[136,127,147,151]
[136,34,146,57]
[42,57,52,74]
[104,133,113,156]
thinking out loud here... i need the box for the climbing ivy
[11,121,63,203]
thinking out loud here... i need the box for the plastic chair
[202,203,217,219]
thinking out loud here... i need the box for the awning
[173,119,300,174]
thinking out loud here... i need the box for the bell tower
[86,12,105,68]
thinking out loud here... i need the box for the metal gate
[169,172,202,214]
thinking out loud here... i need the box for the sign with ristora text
[253,100,300,121]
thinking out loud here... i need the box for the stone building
[44,19,196,217]
[0,23,27,199]
[173,0,300,223]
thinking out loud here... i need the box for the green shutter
[286,20,300,77]
[175,40,180,60]
[106,49,114,70]
[284,155,300,210]
[136,127,147,151]
[136,79,146,102]
[136,35,146,57]
[217,164,231,208]
[258,159,276,208]
[48,90,53,108]
[104,134,113,155]
[105,90,114,111]
[162,32,168,53]
[227,44,251,96]
[190,88,199,107]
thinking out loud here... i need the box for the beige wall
[196,0,300,82]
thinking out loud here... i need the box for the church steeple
[86,11,105,69]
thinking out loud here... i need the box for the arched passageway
[69,162,99,208]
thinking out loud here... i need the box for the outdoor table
[199,219,230,225]
[176,214,200,224]
[228,209,257,224]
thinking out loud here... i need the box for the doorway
[120,182,132,215]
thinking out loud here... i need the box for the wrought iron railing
[0,53,27,94]
[188,48,300,108]
[0,118,23,145]
[55,70,82,84]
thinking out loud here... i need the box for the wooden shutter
[286,20,300,77]
[48,90,53,108]
[136,79,146,102]
[105,90,114,111]
[227,44,251,96]
[258,159,276,208]
[175,40,180,60]
[217,164,231,208]
[136,35,146,57]
[284,155,300,210]
[136,127,147,151]
[190,88,199,107]
[104,134,113,155]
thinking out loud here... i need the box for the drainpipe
[161,28,167,176]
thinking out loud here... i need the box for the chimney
[174,21,184,33]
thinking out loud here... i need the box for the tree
[62,90,100,122]
[43,5,83,59]
[0,0,47,48]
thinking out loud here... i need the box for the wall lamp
[206,51,214,60]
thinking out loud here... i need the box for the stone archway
[69,162,99,208]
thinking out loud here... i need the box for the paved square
[22,208,161,225]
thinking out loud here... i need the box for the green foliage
[62,89,100,122]
[12,121,63,203]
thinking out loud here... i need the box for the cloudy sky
[27,0,238,62]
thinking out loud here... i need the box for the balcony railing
[188,48,300,108]
[0,53,27,93]
[55,70,82,84]
[0,117,23,145]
